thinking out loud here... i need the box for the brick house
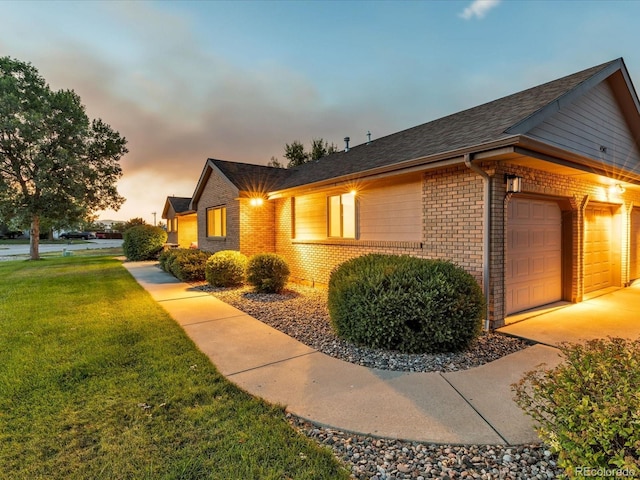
[189,58,640,328]
[161,196,197,248]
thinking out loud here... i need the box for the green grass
[0,256,349,480]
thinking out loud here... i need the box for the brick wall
[196,173,239,253]
[422,165,484,283]
[240,199,276,256]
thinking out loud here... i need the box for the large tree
[0,56,127,259]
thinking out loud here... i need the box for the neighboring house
[189,58,640,328]
[162,196,197,248]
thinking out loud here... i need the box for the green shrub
[327,254,484,353]
[166,249,209,282]
[205,250,248,287]
[513,338,640,478]
[158,248,174,271]
[246,253,290,293]
[123,225,167,261]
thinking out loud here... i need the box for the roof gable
[162,196,193,219]
[190,158,291,208]
[526,74,640,176]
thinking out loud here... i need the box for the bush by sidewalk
[513,337,640,478]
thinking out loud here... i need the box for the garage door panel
[514,258,530,277]
[584,206,612,293]
[506,198,562,314]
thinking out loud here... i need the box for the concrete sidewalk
[124,261,562,445]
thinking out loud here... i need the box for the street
[0,239,124,260]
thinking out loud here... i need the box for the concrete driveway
[498,282,640,345]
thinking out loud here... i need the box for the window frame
[206,205,227,238]
[327,193,357,239]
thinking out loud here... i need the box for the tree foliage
[0,56,127,259]
[282,138,337,168]
[122,217,147,231]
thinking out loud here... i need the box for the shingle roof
[210,158,292,193]
[274,59,620,191]
[201,58,634,195]
[167,196,193,214]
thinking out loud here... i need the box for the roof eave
[268,135,522,198]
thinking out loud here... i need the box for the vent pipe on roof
[344,136,350,152]
[366,131,372,144]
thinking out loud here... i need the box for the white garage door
[506,198,562,315]
[584,206,613,293]
[630,209,640,282]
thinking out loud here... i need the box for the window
[207,206,226,237]
[328,193,356,238]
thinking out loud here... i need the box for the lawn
[0,256,349,480]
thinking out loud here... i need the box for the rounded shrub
[123,225,167,261]
[205,250,248,287]
[327,254,484,353]
[513,338,640,476]
[167,249,209,282]
[246,253,290,293]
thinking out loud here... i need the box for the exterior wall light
[349,189,357,196]
[249,197,264,206]
[608,183,626,196]
[505,174,523,193]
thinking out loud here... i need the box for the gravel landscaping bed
[196,281,561,478]
[289,415,560,479]
[198,283,532,373]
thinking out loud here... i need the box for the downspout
[464,154,491,331]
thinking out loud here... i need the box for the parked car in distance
[0,230,23,239]
[60,231,97,240]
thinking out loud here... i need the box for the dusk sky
[2,0,640,224]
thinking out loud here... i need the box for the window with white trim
[327,193,356,238]
[206,206,226,237]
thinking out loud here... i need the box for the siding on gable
[528,80,640,170]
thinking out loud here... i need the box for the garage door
[630,209,640,282]
[506,198,562,314]
[584,205,613,293]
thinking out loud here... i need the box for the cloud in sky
[2,0,639,223]
[0,2,398,221]
[459,0,501,20]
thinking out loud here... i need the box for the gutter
[464,153,492,331]
[268,135,521,199]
